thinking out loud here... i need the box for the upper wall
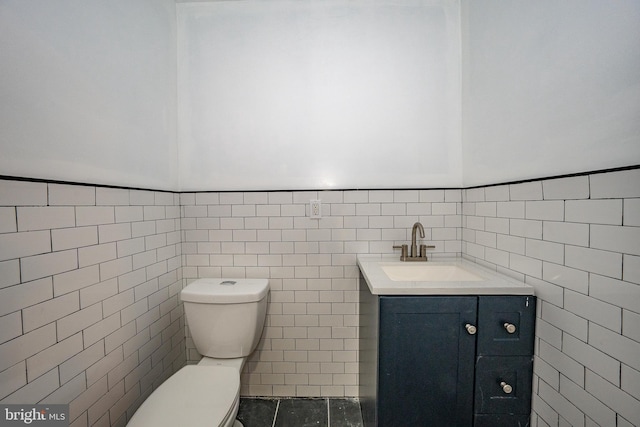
[177,1,463,191]
[461,0,640,187]
[3,1,639,193]
[0,0,179,191]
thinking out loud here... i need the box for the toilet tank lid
[181,278,270,304]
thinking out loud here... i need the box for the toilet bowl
[126,278,269,427]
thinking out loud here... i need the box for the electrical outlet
[310,199,322,219]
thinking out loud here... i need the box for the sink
[381,264,483,282]
[357,255,534,295]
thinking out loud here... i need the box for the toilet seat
[127,365,240,427]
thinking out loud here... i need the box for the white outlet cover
[310,200,322,219]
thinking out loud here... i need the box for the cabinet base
[474,413,531,427]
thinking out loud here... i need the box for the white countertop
[357,255,534,296]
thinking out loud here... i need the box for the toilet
[127,278,270,427]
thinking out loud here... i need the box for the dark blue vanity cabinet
[359,277,536,427]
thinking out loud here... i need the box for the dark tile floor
[237,397,363,427]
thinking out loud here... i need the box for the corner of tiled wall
[1,181,464,424]
[461,169,640,427]
[0,180,185,427]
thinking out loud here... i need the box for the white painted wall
[461,0,640,187]
[177,0,462,191]
[0,0,179,190]
[3,1,638,192]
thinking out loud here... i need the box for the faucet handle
[393,244,408,261]
[419,244,436,259]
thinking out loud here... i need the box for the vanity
[358,256,536,427]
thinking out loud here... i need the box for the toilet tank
[181,278,269,358]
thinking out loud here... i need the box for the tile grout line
[271,399,280,427]
[327,398,330,427]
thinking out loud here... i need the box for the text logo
[1,405,68,427]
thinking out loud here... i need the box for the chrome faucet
[393,221,435,261]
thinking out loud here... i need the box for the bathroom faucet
[392,221,435,261]
[411,222,425,259]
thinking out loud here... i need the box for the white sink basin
[382,264,483,282]
[357,255,535,295]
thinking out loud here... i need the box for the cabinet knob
[503,323,517,334]
[500,381,513,394]
[465,324,477,335]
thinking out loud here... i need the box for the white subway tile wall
[2,168,639,427]
[180,189,463,397]
[0,180,184,427]
[463,169,640,427]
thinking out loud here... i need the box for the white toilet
[127,278,270,427]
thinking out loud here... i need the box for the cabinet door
[474,356,533,415]
[378,296,477,427]
[477,296,536,356]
